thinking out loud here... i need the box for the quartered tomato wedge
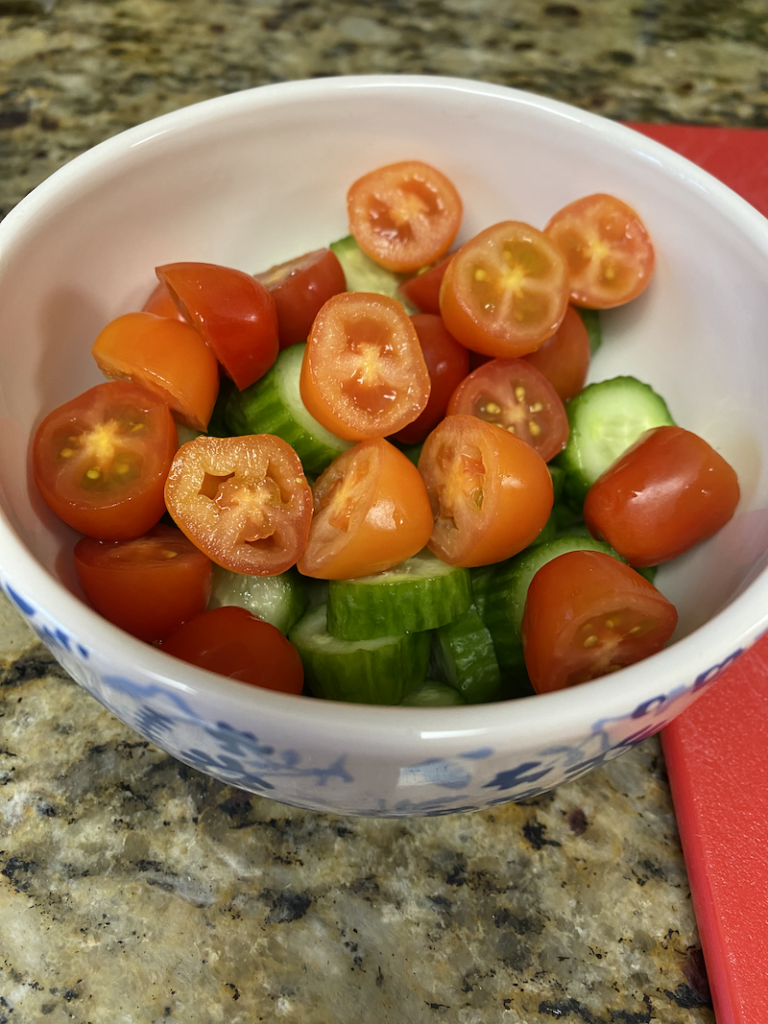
[398,254,453,315]
[156,262,279,390]
[33,380,178,541]
[74,524,213,643]
[254,247,347,350]
[297,437,433,580]
[164,434,313,576]
[142,281,185,321]
[418,414,553,567]
[521,550,678,693]
[300,291,431,441]
[439,221,570,358]
[447,357,568,463]
[347,161,462,273]
[545,193,655,309]
[523,305,591,402]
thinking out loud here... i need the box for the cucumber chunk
[208,565,309,635]
[330,236,418,313]
[575,307,602,355]
[327,550,472,640]
[401,681,466,706]
[432,606,502,704]
[289,604,431,704]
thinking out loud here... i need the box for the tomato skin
[439,221,570,358]
[297,437,433,580]
[156,262,279,390]
[300,291,431,441]
[161,606,304,695]
[545,193,655,309]
[391,314,470,445]
[397,255,452,315]
[142,281,186,321]
[74,524,213,643]
[254,248,347,350]
[164,434,313,576]
[347,160,463,273]
[583,426,740,567]
[33,381,178,541]
[523,305,591,402]
[418,414,554,567]
[521,550,678,693]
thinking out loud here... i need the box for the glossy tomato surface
[161,606,304,694]
[164,434,313,576]
[521,550,678,693]
[523,305,591,401]
[298,437,433,579]
[583,425,741,566]
[398,255,453,315]
[142,281,186,321]
[418,414,553,567]
[33,380,178,541]
[254,247,347,349]
[347,160,462,273]
[74,524,213,642]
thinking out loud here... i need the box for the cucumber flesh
[575,307,602,355]
[432,606,502,704]
[330,236,418,313]
[208,565,309,635]
[401,681,466,706]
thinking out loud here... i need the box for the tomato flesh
[398,255,453,315]
[142,281,186,321]
[523,305,591,402]
[254,247,347,350]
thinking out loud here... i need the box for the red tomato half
[522,550,678,693]
[33,381,178,541]
[254,247,347,350]
[164,434,313,576]
[156,262,279,390]
[347,161,462,273]
[142,282,185,321]
[447,358,568,463]
[523,305,591,402]
[161,606,304,695]
[583,425,741,566]
[74,525,213,642]
[398,255,453,314]
[545,193,655,309]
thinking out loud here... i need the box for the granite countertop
[3,1,766,1020]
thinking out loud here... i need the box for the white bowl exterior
[2,76,768,815]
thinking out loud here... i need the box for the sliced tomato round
[439,221,570,358]
[297,437,433,580]
[254,247,347,350]
[347,160,462,273]
[447,357,568,463]
[91,311,220,432]
[142,281,186,321]
[398,254,453,315]
[584,425,741,567]
[521,550,678,693]
[545,193,655,309]
[156,262,279,390]
[391,314,470,445]
[418,414,553,567]
[164,434,313,576]
[161,606,304,694]
[74,524,213,643]
[523,305,591,402]
[33,380,178,541]
[300,291,431,441]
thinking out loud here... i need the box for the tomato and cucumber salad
[31,160,740,704]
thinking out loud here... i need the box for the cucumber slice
[432,606,502,704]
[557,376,675,506]
[401,681,466,706]
[207,378,237,438]
[575,307,602,355]
[330,236,418,313]
[208,565,309,635]
[228,343,352,476]
[326,550,472,640]
[290,604,431,704]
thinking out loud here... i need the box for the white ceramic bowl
[2,76,767,816]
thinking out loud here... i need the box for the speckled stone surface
[3,0,764,1018]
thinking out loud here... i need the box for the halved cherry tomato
[347,160,462,273]
[300,292,431,441]
[91,312,220,432]
[164,434,313,576]
[33,381,177,541]
[398,254,453,314]
[254,247,347,350]
[74,524,213,643]
[447,358,568,463]
[439,221,570,358]
[418,414,553,567]
[297,437,433,580]
[142,281,185,321]
[583,426,740,567]
[391,314,470,445]
[161,606,304,694]
[545,193,655,309]
[521,550,678,693]
[156,262,279,390]
[523,305,591,402]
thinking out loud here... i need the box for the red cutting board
[628,122,768,1023]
